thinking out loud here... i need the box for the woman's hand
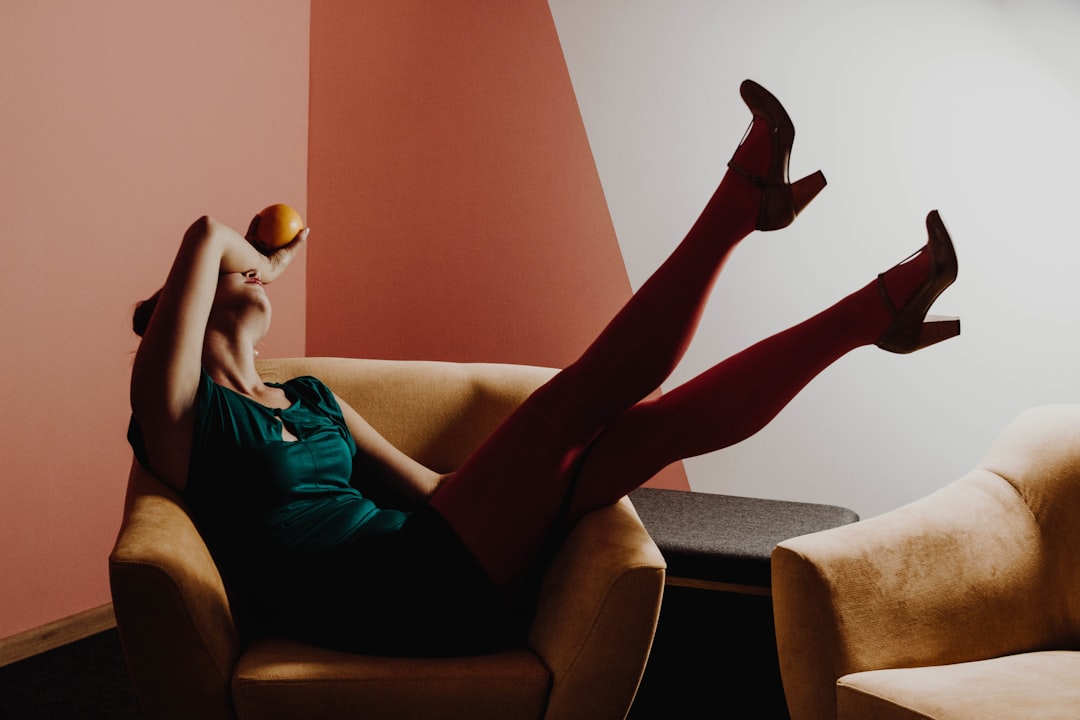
[243,214,308,284]
[260,226,308,284]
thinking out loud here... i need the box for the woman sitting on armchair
[128,80,959,657]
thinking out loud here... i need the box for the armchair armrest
[109,463,242,720]
[528,497,666,720]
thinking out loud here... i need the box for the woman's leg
[565,213,959,520]
[431,81,825,592]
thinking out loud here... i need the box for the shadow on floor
[0,629,141,719]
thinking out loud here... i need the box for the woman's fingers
[245,214,261,244]
[263,227,308,283]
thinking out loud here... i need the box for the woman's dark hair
[133,288,163,337]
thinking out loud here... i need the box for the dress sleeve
[288,376,356,451]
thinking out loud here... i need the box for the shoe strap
[876,246,927,318]
[876,274,899,317]
[726,159,776,188]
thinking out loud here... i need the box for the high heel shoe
[727,79,827,231]
[876,210,960,354]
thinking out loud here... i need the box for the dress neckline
[215,377,299,413]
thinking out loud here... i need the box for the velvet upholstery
[771,404,1080,720]
[835,652,1080,720]
[110,357,666,720]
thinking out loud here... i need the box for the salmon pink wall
[307,0,623,367]
[306,0,686,488]
[0,1,309,639]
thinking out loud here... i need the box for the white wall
[549,0,1080,518]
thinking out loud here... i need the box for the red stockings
[430,85,951,594]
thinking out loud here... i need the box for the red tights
[430,117,933,592]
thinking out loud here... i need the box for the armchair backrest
[978,404,1080,643]
[256,357,558,472]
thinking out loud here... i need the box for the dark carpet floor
[0,629,141,719]
[0,610,788,719]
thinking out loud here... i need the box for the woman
[129,80,959,656]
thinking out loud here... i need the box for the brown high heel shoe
[727,79,827,231]
[876,210,960,354]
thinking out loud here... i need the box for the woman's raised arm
[130,215,303,489]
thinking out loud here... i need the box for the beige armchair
[771,404,1080,720]
[109,357,666,720]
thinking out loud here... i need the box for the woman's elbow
[183,215,215,243]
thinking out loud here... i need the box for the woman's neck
[202,330,264,396]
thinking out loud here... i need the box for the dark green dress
[128,371,520,656]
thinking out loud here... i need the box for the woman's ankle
[879,247,931,316]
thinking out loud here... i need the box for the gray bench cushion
[629,488,859,589]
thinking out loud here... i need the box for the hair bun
[133,289,163,337]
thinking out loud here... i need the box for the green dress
[128,371,520,656]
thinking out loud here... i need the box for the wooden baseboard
[0,603,117,668]
[666,576,772,597]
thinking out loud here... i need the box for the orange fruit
[254,203,304,250]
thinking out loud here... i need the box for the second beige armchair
[771,404,1080,720]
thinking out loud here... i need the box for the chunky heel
[876,211,961,354]
[728,79,826,231]
[790,170,828,218]
[908,315,961,353]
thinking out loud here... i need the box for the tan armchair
[771,404,1080,720]
[109,357,666,720]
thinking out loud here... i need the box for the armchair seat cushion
[836,651,1080,720]
[232,640,551,720]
